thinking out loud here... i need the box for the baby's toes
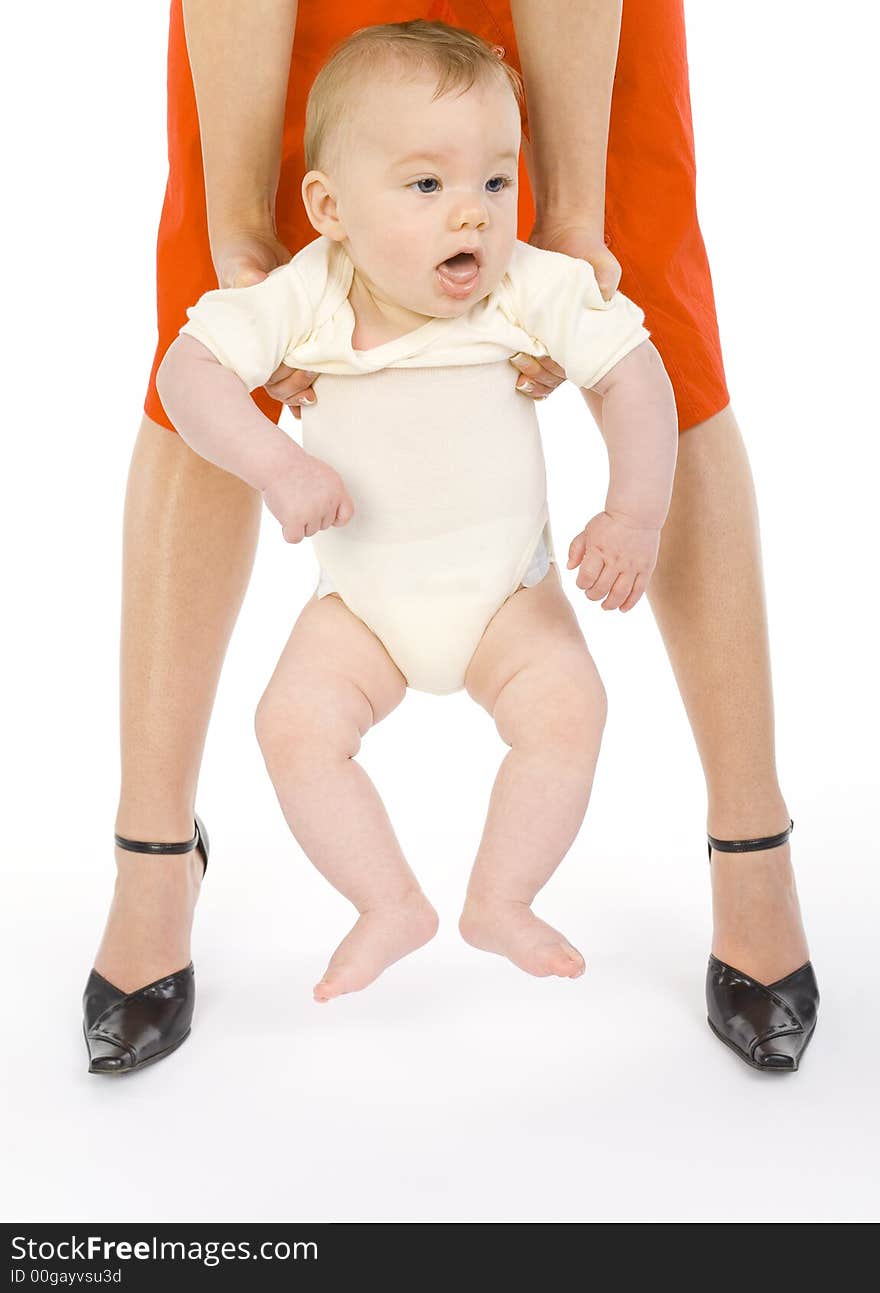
[313,968,354,1003]
[542,942,585,978]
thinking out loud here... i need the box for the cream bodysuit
[180,236,650,693]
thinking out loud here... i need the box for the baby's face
[322,72,521,318]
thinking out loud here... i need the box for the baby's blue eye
[408,176,512,195]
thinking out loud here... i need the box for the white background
[2,2,878,1223]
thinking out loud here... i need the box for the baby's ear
[301,171,346,240]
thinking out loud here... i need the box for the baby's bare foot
[313,890,439,1003]
[459,896,585,979]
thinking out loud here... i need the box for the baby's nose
[452,198,489,230]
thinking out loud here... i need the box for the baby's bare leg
[460,566,605,978]
[255,592,438,1002]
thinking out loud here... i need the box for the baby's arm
[159,334,298,488]
[567,339,678,611]
[157,335,354,542]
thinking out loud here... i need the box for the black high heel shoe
[705,820,818,1072]
[82,814,209,1075]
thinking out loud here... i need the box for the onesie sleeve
[502,242,651,391]
[178,261,314,394]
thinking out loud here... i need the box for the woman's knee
[254,669,372,776]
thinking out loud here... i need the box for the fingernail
[518,380,533,393]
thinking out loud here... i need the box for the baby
[157,20,678,1003]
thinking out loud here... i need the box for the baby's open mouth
[441,253,478,274]
[436,250,481,297]
[440,251,478,277]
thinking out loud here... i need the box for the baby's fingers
[601,572,635,612]
[585,561,618,602]
[281,522,306,545]
[333,493,355,526]
[575,549,606,592]
[566,532,588,569]
[619,574,647,612]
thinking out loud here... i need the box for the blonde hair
[303,19,524,174]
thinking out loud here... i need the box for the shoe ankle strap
[114,822,200,855]
[707,819,793,860]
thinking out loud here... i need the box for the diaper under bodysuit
[180,235,650,694]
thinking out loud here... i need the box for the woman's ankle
[114,798,198,845]
[706,784,790,842]
[94,853,201,987]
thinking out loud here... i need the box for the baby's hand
[566,511,660,612]
[261,452,355,544]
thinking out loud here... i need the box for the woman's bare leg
[583,391,809,983]
[92,412,262,992]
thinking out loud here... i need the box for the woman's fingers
[264,364,319,407]
[508,351,566,398]
[511,351,566,381]
[264,363,318,421]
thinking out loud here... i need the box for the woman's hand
[508,216,623,401]
[531,218,622,301]
[212,226,320,420]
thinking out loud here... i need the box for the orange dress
[145,0,729,436]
